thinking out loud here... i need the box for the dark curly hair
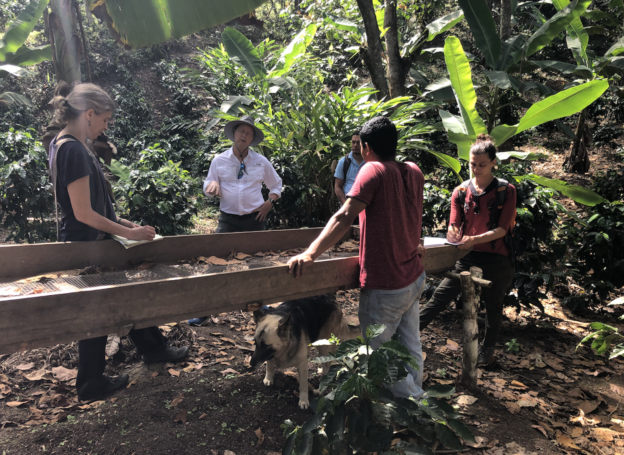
[359,116,397,160]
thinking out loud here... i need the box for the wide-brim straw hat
[224,115,264,147]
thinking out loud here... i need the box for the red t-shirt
[348,160,425,290]
[449,179,517,256]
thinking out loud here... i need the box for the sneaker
[142,345,189,364]
[477,346,496,366]
[78,373,129,401]
[187,316,209,326]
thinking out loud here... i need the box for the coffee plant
[282,325,475,455]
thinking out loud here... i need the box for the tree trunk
[49,0,82,85]
[564,109,591,174]
[383,0,407,98]
[500,0,512,41]
[355,0,390,100]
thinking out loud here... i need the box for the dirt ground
[1,285,623,455]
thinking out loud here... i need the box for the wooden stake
[460,271,478,389]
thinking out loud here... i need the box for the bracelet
[267,198,274,205]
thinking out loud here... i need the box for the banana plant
[0,0,52,106]
[440,36,607,206]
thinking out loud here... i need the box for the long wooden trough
[0,227,467,355]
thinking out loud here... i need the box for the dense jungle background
[1,0,624,454]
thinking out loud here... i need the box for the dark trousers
[419,251,515,348]
[216,211,266,233]
[77,327,166,399]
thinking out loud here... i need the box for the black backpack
[456,178,522,265]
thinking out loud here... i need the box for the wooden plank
[0,257,360,355]
[0,244,467,355]
[0,227,353,280]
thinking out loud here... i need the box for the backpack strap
[456,180,471,235]
[342,155,352,180]
[51,137,77,242]
[489,178,509,249]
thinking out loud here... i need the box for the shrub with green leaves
[0,128,54,243]
[109,145,200,236]
[282,324,475,455]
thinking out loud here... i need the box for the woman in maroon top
[420,134,516,366]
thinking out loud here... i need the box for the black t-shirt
[54,135,117,241]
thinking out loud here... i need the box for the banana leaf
[270,23,318,78]
[447,131,476,161]
[222,27,265,78]
[521,174,605,206]
[426,10,464,42]
[485,70,512,89]
[88,0,268,49]
[497,35,525,70]
[524,0,591,58]
[439,110,466,134]
[323,13,364,41]
[552,0,589,65]
[496,151,548,160]
[426,150,463,181]
[423,77,454,101]
[516,79,608,135]
[457,0,500,69]
[0,0,49,61]
[4,44,52,67]
[220,95,253,114]
[444,36,487,137]
[605,36,624,57]
[0,64,30,78]
[0,91,33,106]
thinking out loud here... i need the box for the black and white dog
[250,294,359,409]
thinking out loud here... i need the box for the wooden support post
[460,271,479,389]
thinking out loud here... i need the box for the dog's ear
[277,312,291,338]
[253,309,265,323]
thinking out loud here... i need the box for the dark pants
[216,211,266,233]
[419,251,515,348]
[77,327,166,399]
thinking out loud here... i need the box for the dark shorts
[216,211,266,233]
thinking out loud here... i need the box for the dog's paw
[263,378,273,386]
[298,399,310,410]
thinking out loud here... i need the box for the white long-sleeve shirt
[203,147,283,216]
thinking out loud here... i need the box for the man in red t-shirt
[288,117,427,399]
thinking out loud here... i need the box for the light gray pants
[358,272,427,400]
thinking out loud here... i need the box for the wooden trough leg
[460,270,479,390]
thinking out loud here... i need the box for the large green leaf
[496,35,525,70]
[439,110,466,134]
[4,44,52,67]
[521,174,605,206]
[426,10,464,42]
[0,64,30,78]
[423,77,454,101]
[516,79,608,134]
[447,131,475,161]
[496,150,548,160]
[552,0,589,65]
[0,0,49,61]
[444,36,487,136]
[524,0,591,58]
[107,160,131,181]
[88,0,268,49]
[605,36,624,57]
[323,13,364,40]
[427,150,462,178]
[270,23,318,78]
[220,94,253,113]
[0,91,33,106]
[530,60,592,78]
[448,419,476,443]
[222,27,265,78]
[457,0,500,68]
[485,70,512,89]
[490,124,519,146]
[435,424,464,451]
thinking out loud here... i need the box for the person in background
[288,116,428,400]
[48,83,189,401]
[419,134,517,366]
[188,115,282,326]
[334,130,366,209]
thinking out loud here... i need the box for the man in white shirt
[188,115,282,325]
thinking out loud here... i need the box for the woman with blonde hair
[419,134,517,366]
[49,83,188,401]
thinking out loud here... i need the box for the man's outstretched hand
[287,253,315,279]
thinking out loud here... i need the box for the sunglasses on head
[237,161,247,179]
